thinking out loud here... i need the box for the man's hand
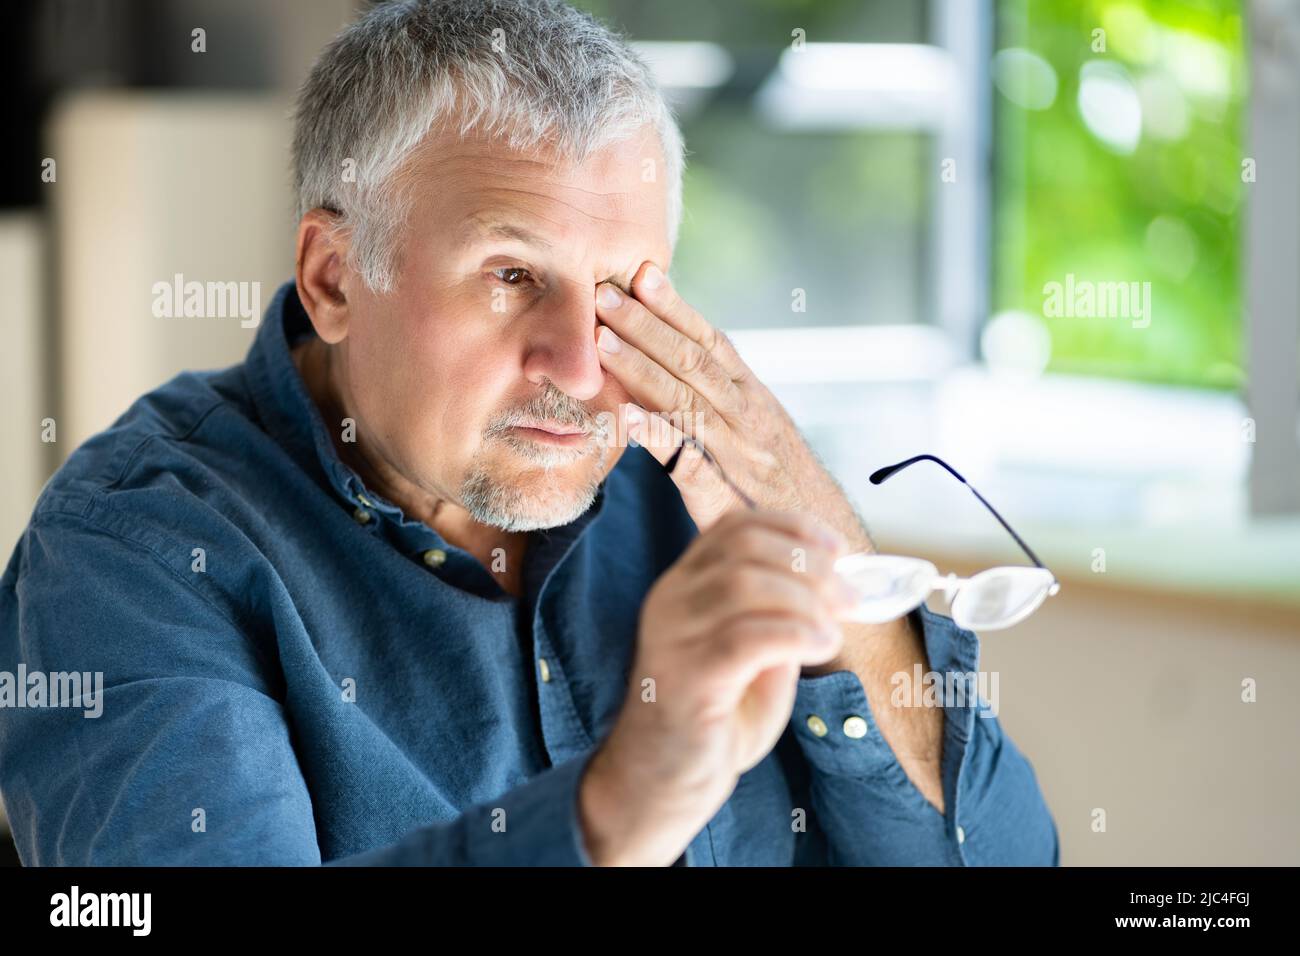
[577,509,858,866]
[595,262,872,551]
[593,263,946,813]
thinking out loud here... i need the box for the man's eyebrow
[461,215,635,293]
[461,216,553,249]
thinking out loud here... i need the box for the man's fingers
[598,325,698,419]
[706,507,847,557]
[628,262,750,384]
[619,402,742,523]
[621,401,685,461]
[596,280,747,420]
[692,521,844,594]
[702,616,841,686]
[671,516,857,639]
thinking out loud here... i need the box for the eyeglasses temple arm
[964,485,1049,571]
[669,441,1053,582]
[870,454,1051,573]
[869,453,968,486]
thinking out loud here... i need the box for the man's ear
[295,209,352,345]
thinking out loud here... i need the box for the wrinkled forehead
[401,126,672,265]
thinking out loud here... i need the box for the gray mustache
[484,383,605,439]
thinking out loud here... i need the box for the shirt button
[422,548,447,568]
[956,825,966,845]
[842,715,869,739]
[805,715,828,737]
[352,507,371,525]
[538,658,552,683]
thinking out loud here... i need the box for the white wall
[48,92,296,452]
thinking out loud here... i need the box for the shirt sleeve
[0,511,598,866]
[787,606,1060,866]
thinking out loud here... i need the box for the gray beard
[458,438,609,532]
[459,386,613,532]
[459,463,602,532]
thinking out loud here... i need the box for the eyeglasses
[662,437,1058,632]
[834,454,1060,631]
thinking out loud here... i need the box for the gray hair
[292,0,686,294]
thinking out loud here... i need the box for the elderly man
[0,0,1057,866]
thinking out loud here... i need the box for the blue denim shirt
[0,280,1058,866]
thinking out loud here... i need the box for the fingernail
[597,284,623,309]
[624,404,643,426]
[597,326,622,353]
[642,265,664,290]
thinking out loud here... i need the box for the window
[992,0,1246,389]
[576,0,938,335]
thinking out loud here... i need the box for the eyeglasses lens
[953,568,1053,630]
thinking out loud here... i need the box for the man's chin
[459,451,608,532]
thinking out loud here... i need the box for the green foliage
[994,0,1245,389]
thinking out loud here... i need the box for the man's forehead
[418,125,661,189]
[458,213,555,248]
[453,187,668,257]
[456,205,646,248]
[411,128,671,262]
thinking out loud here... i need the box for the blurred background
[1,0,1296,865]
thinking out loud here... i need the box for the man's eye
[492,266,534,286]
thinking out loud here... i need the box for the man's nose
[520,286,605,402]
